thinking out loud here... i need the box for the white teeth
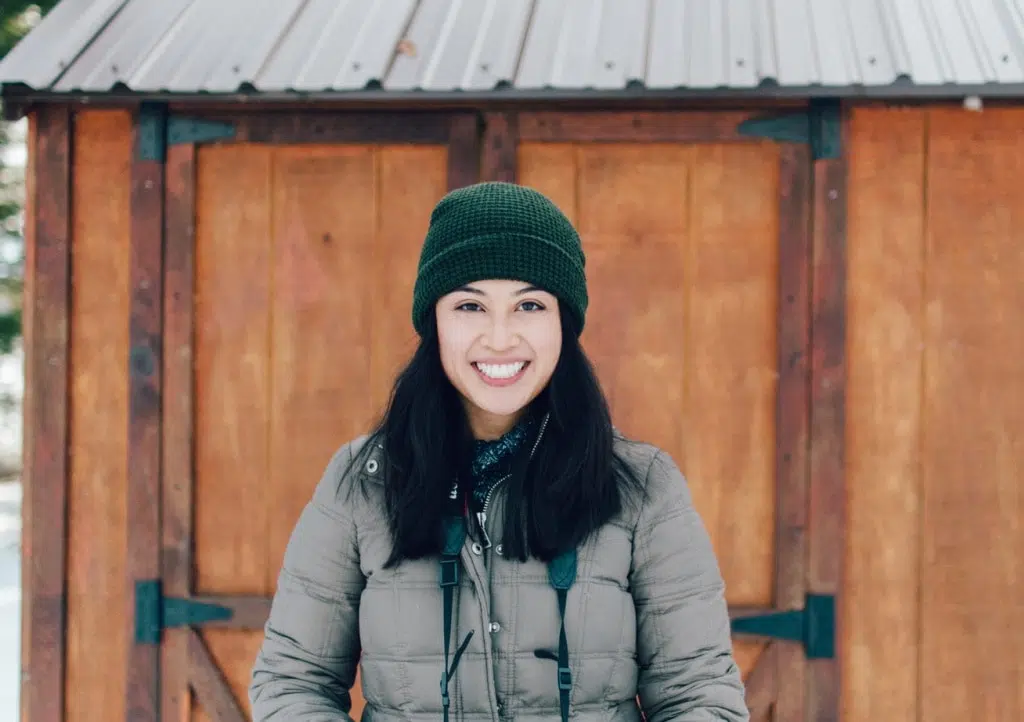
[475,362,526,379]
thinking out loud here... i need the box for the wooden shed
[1,2,1021,721]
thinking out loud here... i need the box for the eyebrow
[455,285,543,296]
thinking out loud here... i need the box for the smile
[473,361,529,385]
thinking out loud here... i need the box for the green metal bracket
[730,593,835,659]
[136,108,235,162]
[737,100,841,160]
[167,116,236,146]
[136,102,168,162]
[134,579,234,644]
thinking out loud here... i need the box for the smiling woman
[249,182,748,722]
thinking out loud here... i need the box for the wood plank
[772,143,812,722]
[193,142,273,722]
[844,107,925,722]
[920,107,1024,722]
[447,113,479,190]
[23,103,72,722]
[687,143,779,682]
[807,110,849,722]
[186,629,247,722]
[516,144,578,225]
[742,642,777,719]
[126,102,167,722]
[518,111,757,143]
[162,140,198,722]
[227,112,452,145]
[370,147,448,414]
[267,145,376,583]
[481,112,517,182]
[66,110,132,722]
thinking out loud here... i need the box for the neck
[466,407,525,441]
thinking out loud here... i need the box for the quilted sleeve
[249,443,366,721]
[632,450,750,722]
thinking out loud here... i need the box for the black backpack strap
[548,549,577,722]
[439,516,469,722]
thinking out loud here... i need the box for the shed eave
[4,82,1022,120]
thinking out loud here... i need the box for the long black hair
[348,308,645,566]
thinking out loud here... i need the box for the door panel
[520,139,790,717]
[189,143,448,720]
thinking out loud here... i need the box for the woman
[249,182,749,721]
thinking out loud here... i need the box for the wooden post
[481,113,518,183]
[807,106,848,722]
[774,143,813,722]
[126,101,167,722]
[447,114,481,191]
[23,103,73,722]
[160,139,197,722]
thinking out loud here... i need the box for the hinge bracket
[737,100,841,160]
[136,102,168,162]
[730,593,835,659]
[167,116,236,146]
[134,579,234,644]
[135,106,235,161]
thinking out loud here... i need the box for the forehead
[450,280,551,296]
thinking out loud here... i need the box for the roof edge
[4,82,1020,120]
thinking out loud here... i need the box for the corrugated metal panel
[3,0,1024,96]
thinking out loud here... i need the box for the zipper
[475,413,550,549]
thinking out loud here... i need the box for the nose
[483,315,516,351]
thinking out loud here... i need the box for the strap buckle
[557,666,572,691]
[439,558,459,587]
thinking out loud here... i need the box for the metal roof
[2,0,1024,100]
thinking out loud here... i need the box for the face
[436,279,562,440]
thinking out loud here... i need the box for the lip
[472,360,530,388]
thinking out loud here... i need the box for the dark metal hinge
[737,100,841,160]
[134,579,233,644]
[730,593,836,659]
[136,102,167,162]
[167,116,236,146]
[136,105,236,161]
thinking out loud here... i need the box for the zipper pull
[476,511,492,549]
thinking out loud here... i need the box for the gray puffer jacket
[249,434,749,722]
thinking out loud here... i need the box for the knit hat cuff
[412,233,588,335]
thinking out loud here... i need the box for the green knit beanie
[412,182,588,336]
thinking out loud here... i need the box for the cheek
[533,323,562,376]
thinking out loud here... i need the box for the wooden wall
[845,105,1024,722]
[23,104,1024,722]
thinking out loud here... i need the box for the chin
[469,392,534,419]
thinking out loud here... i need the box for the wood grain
[162,140,198,722]
[844,106,926,722]
[807,114,848,722]
[920,107,1024,722]
[23,102,72,722]
[66,110,132,722]
[772,143,812,722]
[126,102,167,722]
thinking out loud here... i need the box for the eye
[455,301,484,312]
[518,300,546,312]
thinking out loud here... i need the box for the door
[505,108,838,721]
[125,109,479,722]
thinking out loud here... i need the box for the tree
[0,1,58,351]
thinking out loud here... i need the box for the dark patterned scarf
[468,414,537,510]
